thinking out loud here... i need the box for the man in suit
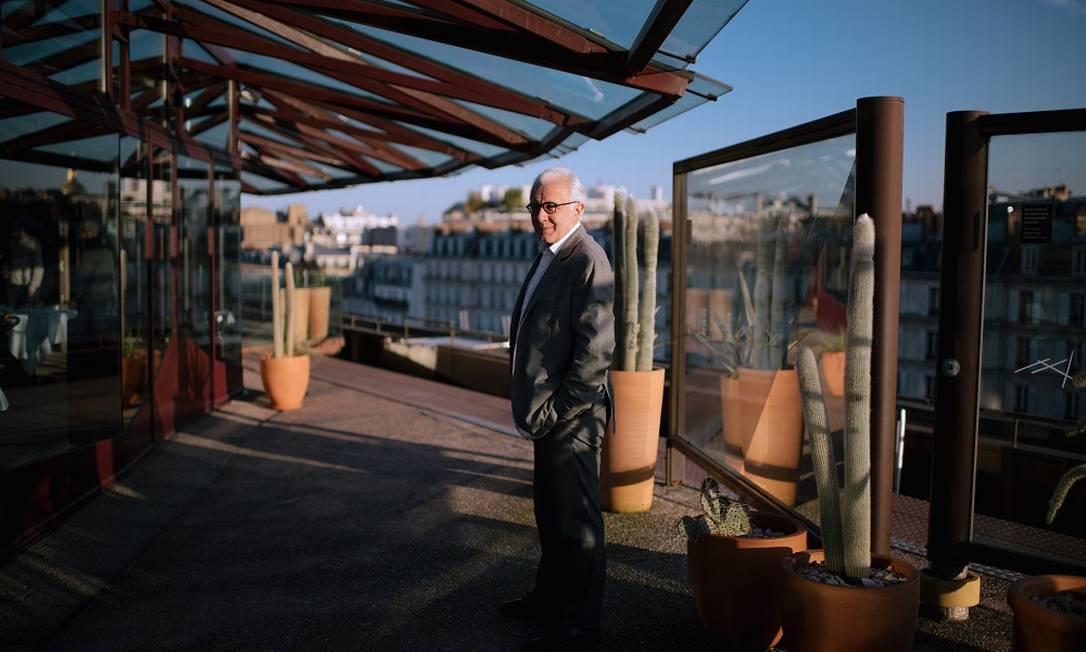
[502,167,614,651]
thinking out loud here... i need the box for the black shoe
[499,596,549,623]
[523,625,601,651]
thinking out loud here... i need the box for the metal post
[666,169,689,485]
[854,96,905,556]
[927,111,989,577]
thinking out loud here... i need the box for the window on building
[1015,336,1032,368]
[925,331,938,360]
[927,286,939,316]
[1071,293,1085,326]
[1019,290,1034,323]
[1021,246,1039,274]
[1014,385,1030,413]
[1067,392,1082,421]
[1074,248,1086,276]
[925,375,935,401]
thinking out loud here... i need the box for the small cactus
[637,207,659,371]
[678,478,752,541]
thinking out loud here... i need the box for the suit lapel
[519,226,585,325]
[510,251,543,347]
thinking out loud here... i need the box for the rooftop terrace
[1,354,1016,651]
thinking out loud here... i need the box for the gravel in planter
[1031,590,1086,617]
[796,560,909,588]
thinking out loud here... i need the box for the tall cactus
[622,197,640,372]
[271,251,283,359]
[796,347,845,574]
[284,261,296,358]
[612,195,626,367]
[795,214,875,580]
[769,222,788,368]
[750,218,774,370]
[637,207,658,371]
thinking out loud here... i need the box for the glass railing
[929,108,1086,576]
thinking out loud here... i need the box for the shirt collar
[540,221,581,256]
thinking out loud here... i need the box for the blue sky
[243,0,1086,222]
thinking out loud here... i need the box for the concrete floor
[0,356,1014,651]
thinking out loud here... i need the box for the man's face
[530,178,583,246]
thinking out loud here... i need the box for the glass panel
[661,0,747,61]
[681,133,856,509]
[149,146,173,437]
[0,112,120,471]
[119,137,151,426]
[528,0,655,49]
[328,20,641,120]
[974,130,1086,564]
[396,124,509,159]
[631,74,731,133]
[2,0,100,88]
[452,100,556,141]
[215,164,243,395]
[177,155,211,419]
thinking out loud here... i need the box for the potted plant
[782,214,920,652]
[679,478,807,650]
[1007,397,1086,652]
[736,215,805,506]
[260,251,310,410]
[601,194,665,513]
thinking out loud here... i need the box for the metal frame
[928,107,1086,577]
[669,98,905,554]
[0,0,734,193]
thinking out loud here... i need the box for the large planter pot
[600,368,665,513]
[260,354,310,411]
[121,353,148,407]
[308,286,331,341]
[820,351,846,397]
[720,375,747,457]
[1007,574,1086,651]
[737,368,805,506]
[779,550,921,652]
[292,287,312,345]
[688,512,807,651]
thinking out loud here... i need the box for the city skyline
[242,0,1086,223]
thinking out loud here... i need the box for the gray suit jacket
[509,226,615,440]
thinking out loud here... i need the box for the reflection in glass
[0,124,121,470]
[681,134,856,509]
[974,131,1086,563]
[178,156,211,419]
[215,165,243,395]
[119,138,151,424]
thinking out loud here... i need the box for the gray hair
[532,167,586,203]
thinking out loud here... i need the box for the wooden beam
[627,0,692,73]
[221,0,584,126]
[131,7,550,140]
[264,0,689,97]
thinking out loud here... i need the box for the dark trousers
[531,402,607,629]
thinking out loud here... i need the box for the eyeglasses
[525,200,580,215]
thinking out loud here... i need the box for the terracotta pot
[820,351,846,397]
[1007,574,1086,651]
[688,512,808,650]
[292,287,311,344]
[121,353,148,407]
[720,375,747,457]
[308,286,331,341]
[738,368,805,506]
[601,368,665,513]
[779,550,921,652]
[260,354,310,411]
